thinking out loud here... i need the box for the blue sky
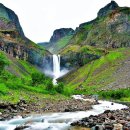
[0,0,130,43]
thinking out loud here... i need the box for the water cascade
[53,54,61,85]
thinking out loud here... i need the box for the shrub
[56,82,64,93]
[0,83,9,95]
[46,81,53,91]
[31,72,46,86]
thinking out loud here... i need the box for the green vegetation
[99,88,130,101]
[61,48,130,99]
[0,51,66,103]
[31,72,51,86]
[49,35,73,53]
[55,35,72,51]
[0,52,9,74]
[55,82,64,93]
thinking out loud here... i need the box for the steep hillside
[0,50,67,105]
[63,1,130,48]
[59,1,130,67]
[0,4,61,104]
[58,1,130,96]
[60,48,130,95]
[38,28,74,53]
[0,3,51,67]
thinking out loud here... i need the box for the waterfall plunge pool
[0,95,127,130]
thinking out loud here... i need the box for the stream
[0,95,127,130]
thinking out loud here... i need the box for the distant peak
[98,0,119,17]
[0,3,4,7]
[109,0,119,7]
[50,28,74,43]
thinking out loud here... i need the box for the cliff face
[0,3,50,67]
[0,3,24,37]
[38,28,74,53]
[50,28,74,43]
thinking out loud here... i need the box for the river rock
[14,125,30,130]
[71,107,130,129]
[113,123,123,130]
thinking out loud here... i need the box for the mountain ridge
[57,1,130,93]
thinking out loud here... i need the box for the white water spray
[53,54,60,85]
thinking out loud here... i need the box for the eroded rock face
[0,41,28,60]
[60,52,99,68]
[0,39,48,67]
[50,28,74,43]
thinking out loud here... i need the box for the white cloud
[0,0,130,42]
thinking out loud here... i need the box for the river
[0,96,127,130]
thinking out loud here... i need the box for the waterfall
[53,54,60,85]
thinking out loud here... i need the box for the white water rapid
[0,95,127,130]
[53,54,60,85]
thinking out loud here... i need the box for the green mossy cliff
[58,1,130,96]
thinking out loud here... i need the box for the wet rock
[71,107,130,129]
[14,125,30,130]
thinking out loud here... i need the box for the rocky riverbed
[71,107,130,130]
[0,98,96,121]
[0,99,127,130]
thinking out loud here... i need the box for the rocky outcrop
[0,40,28,60]
[38,28,74,53]
[64,1,130,49]
[60,52,99,68]
[0,3,24,37]
[98,0,119,17]
[50,28,74,43]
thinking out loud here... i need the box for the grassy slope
[62,48,130,99]
[58,8,130,101]
[47,35,73,53]
[0,51,67,104]
[54,35,73,52]
[60,44,107,56]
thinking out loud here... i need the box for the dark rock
[14,126,30,130]
[71,108,130,129]
[104,110,111,113]
[50,28,74,43]
[98,1,119,17]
